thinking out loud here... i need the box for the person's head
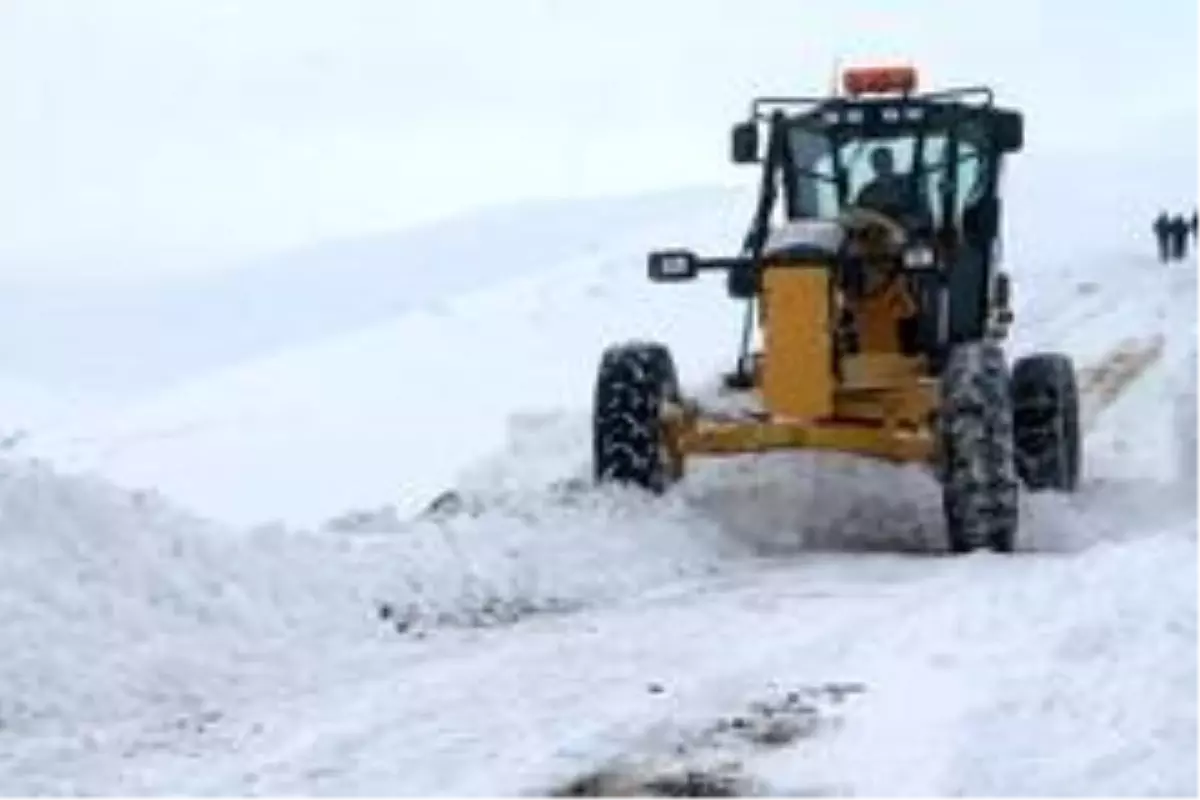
[869,147,895,177]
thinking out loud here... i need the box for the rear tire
[938,341,1020,553]
[1011,352,1081,492]
[592,341,683,493]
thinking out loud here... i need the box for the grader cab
[592,66,1081,554]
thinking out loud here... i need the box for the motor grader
[591,66,1081,553]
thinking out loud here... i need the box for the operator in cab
[855,147,909,218]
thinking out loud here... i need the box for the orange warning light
[842,65,918,96]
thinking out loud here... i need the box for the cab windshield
[785,122,987,231]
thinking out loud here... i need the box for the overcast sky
[0,0,1195,277]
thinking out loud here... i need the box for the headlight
[657,253,693,276]
[647,249,699,281]
[902,244,936,269]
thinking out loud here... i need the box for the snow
[2,192,1194,794]
[0,445,745,792]
[11,1,1200,796]
[0,375,85,441]
[30,187,753,526]
[0,186,743,396]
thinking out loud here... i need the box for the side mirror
[731,121,759,164]
[993,109,1023,153]
[648,249,699,282]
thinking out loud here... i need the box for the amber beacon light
[842,65,918,96]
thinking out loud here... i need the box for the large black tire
[592,341,683,493]
[1011,352,1081,492]
[938,341,1020,553]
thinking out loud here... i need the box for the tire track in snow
[1077,335,1166,432]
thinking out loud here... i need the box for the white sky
[0,0,1195,277]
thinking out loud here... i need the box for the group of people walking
[1153,210,1198,262]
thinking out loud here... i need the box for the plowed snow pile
[0,457,763,793]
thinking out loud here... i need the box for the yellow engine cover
[760,266,833,419]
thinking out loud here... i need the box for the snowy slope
[0,186,742,396]
[33,186,753,526]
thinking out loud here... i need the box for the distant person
[1154,211,1171,262]
[1191,210,1199,242]
[1169,214,1190,260]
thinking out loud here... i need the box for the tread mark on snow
[1076,335,1165,432]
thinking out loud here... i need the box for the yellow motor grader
[591,66,1081,553]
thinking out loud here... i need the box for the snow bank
[0,459,381,741]
[0,449,751,793]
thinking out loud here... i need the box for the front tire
[1011,352,1081,492]
[938,341,1020,553]
[592,341,683,493]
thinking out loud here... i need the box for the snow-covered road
[159,511,1197,797]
